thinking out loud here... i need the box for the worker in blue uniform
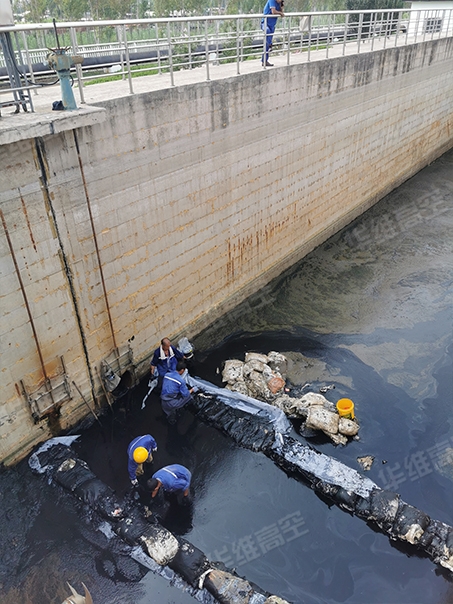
[160,360,195,423]
[261,0,284,66]
[147,464,192,504]
[127,434,158,485]
[150,338,184,392]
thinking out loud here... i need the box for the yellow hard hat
[133,446,149,464]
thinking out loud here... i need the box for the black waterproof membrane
[28,439,284,604]
[190,391,453,574]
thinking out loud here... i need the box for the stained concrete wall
[1,37,453,464]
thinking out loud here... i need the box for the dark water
[1,149,452,603]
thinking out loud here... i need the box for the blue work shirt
[262,0,280,28]
[127,434,157,481]
[153,464,192,493]
[161,370,191,401]
[151,346,184,377]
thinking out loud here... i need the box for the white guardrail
[0,8,452,97]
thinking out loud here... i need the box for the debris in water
[61,582,93,604]
[357,456,375,471]
[320,384,335,393]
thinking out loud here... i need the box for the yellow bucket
[336,398,355,420]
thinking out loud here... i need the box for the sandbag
[55,458,96,492]
[267,352,288,378]
[222,361,244,384]
[139,525,180,566]
[267,376,285,395]
[116,507,156,544]
[369,489,400,531]
[244,352,269,364]
[74,478,124,519]
[168,538,211,586]
[306,407,339,434]
[394,503,430,544]
[204,569,255,604]
[338,417,360,436]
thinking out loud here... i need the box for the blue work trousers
[261,21,276,63]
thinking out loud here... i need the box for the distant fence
[0,8,452,99]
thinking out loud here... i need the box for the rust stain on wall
[20,191,37,252]
[226,213,292,283]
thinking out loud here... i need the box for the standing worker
[160,360,195,424]
[128,434,158,486]
[150,338,184,393]
[261,0,284,66]
[147,464,192,504]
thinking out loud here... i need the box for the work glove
[131,479,138,486]
[136,463,144,476]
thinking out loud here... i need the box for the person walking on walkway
[160,360,195,424]
[128,434,158,485]
[147,464,192,504]
[261,0,284,66]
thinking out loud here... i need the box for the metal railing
[0,7,452,104]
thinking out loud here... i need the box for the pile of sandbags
[222,353,359,445]
[222,352,287,401]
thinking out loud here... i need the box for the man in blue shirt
[150,338,184,381]
[127,434,158,485]
[147,464,192,504]
[261,0,284,66]
[160,360,195,424]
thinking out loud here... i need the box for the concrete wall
[1,37,453,464]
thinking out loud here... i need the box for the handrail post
[205,19,210,81]
[342,13,348,55]
[122,24,134,94]
[70,26,85,104]
[167,21,174,86]
[21,30,37,96]
[262,16,267,67]
[287,15,291,65]
[236,17,240,75]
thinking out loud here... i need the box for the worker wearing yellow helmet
[127,434,158,486]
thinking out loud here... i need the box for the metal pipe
[0,208,52,396]
[72,131,118,353]
[72,380,101,424]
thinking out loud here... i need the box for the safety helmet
[133,446,149,464]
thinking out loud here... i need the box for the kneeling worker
[160,360,194,424]
[128,434,158,486]
[147,464,192,504]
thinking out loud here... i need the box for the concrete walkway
[0,32,419,125]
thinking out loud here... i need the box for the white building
[408,1,453,37]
